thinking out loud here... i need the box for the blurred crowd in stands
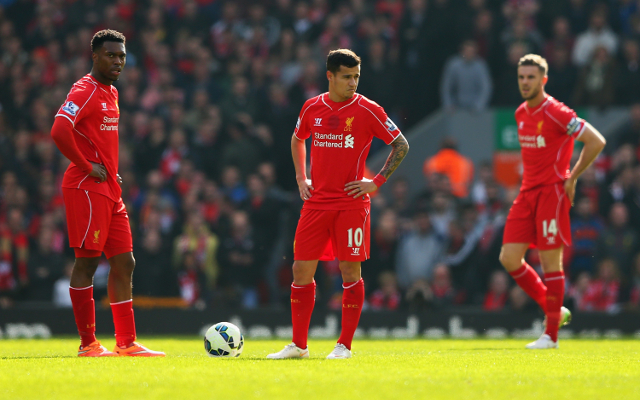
[1,0,640,313]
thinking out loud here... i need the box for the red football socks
[338,278,365,351]
[291,281,316,350]
[69,285,97,347]
[111,299,137,348]
[544,271,565,342]
[509,263,547,312]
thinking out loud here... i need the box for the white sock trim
[110,299,133,305]
[69,285,93,290]
[545,276,564,281]
[342,278,363,289]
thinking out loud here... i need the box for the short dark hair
[518,54,548,76]
[91,29,126,53]
[326,49,361,74]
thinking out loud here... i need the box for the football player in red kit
[267,49,409,359]
[51,30,164,357]
[500,54,606,349]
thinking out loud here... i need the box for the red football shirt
[55,74,122,202]
[515,95,585,191]
[294,92,401,210]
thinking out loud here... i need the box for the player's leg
[538,247,567,342]
[499,243,547,312]
[500,191,547,312]
[70,254,111,356]
[526,183,572,349]
[63,188,116,356]
[329,260,364,359]
[327,208,369,359]
[105,199,164,356]
[268,209,331,359]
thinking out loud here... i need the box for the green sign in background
[494,107,589,151]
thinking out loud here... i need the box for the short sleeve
[293,98,315,140]
[546,101,586,139]
[55,82,96,127]
[359,97,401,145]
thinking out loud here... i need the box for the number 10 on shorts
[347,228,363,248]
[542,219,557,237]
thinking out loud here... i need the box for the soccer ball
[204,322,244,357]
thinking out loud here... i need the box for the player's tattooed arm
[380,133,409,179]
[345,133,409,198]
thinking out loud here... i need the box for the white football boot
[525,334,559,349]
[326,343,352,359]
[266,343,309,359]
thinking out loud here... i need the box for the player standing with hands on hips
[267,49,409,359]
[500,54,606,349]
[51,30,164,357]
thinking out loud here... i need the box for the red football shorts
[294,207,371,262]
[503,183,572,250]
[62,188,133,259]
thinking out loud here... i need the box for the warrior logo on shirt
[62,101,80,116]
[344,116,354,131]
[314,118,322,126]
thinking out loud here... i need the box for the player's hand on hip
[564,177,577,206]
[117,174,123,185]
[89,162,107,183]
[345,178,378,198]
[297,178,314,201]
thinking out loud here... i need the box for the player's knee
[112,255,135,277]
[73,258,99,279]
[292,261,313,280]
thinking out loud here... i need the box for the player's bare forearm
[564,122,606,206]
[379,133,409,179]
[291,135,307,181]
[570,122,606,181]
[291,134,314,200]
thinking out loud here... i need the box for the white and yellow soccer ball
[204,322,244,357]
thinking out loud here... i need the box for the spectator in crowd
[396,209,446,289]
[52,260,74,308]
[573,46,616,108]
[572,9,618,67]
[27,223,65,302]
[570,196,605,279]
[369,271,401,311]
[430,263,456,308]
[218,210,259,309]
[365,209,399,294]
[597,202,639,277]
[423,137,474,199]
[627,253,640,310]
[135,229,177,297]
[615,39,640,105]
[544,17,575,63]
[614,104,640,153]
[440,39,493,112]
[581,258,621,312]
[173,211,219,296]
[545,46,578,105]
[0,208,29,300]
[483,270,509,311]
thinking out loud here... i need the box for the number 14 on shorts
[542,219,557,237]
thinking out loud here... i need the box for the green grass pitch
[1,338,639,400]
